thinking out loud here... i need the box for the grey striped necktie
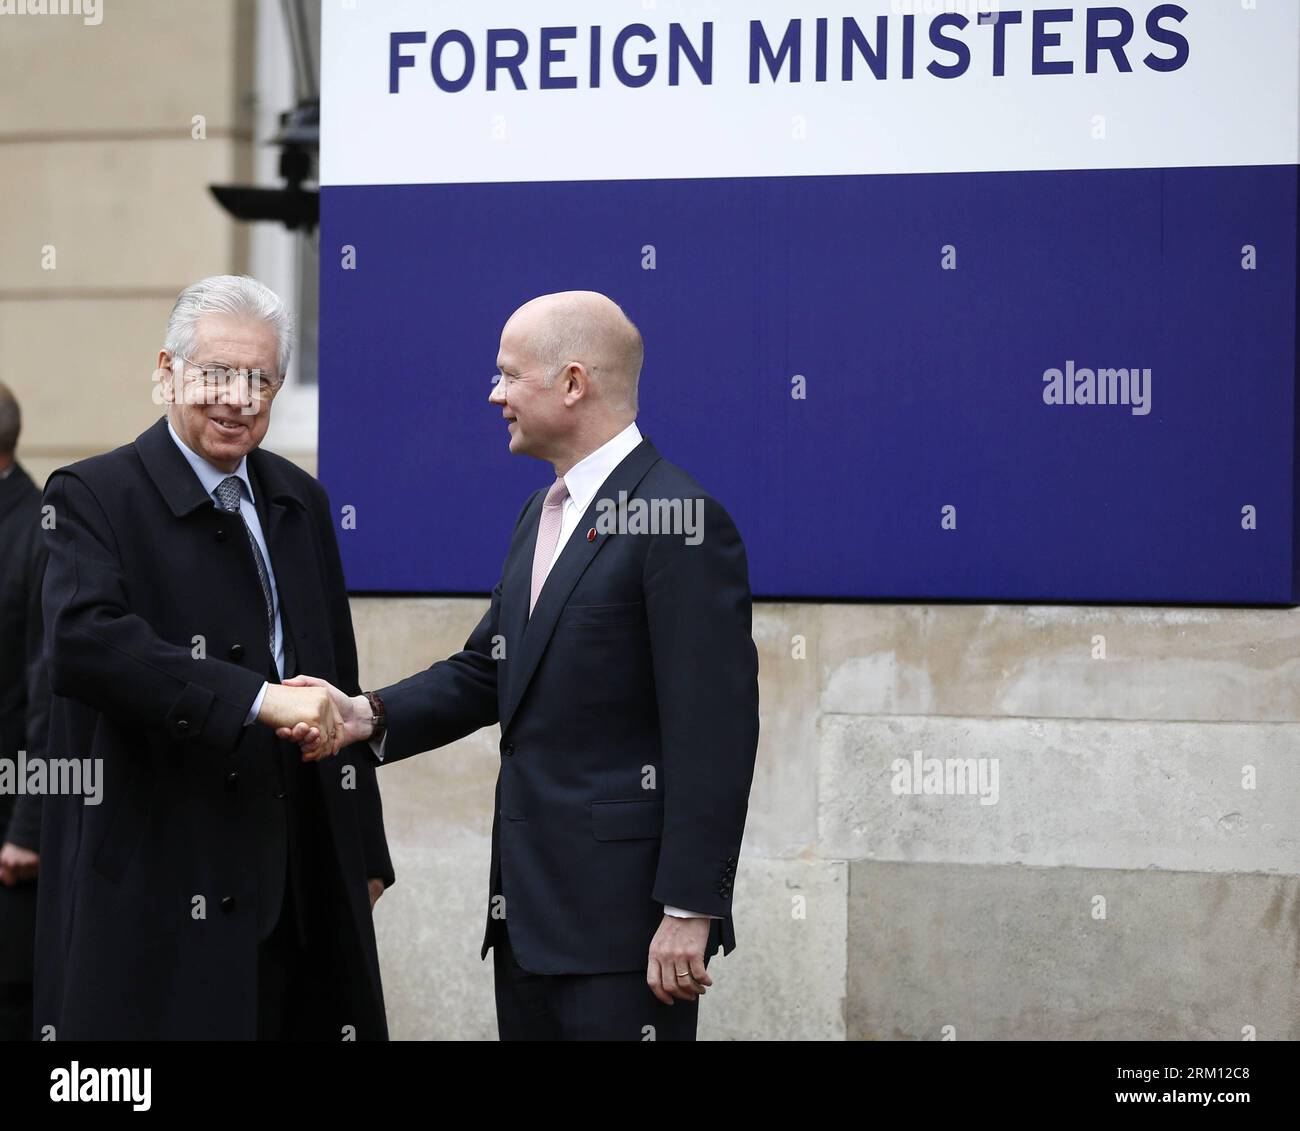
[214,475,276,662]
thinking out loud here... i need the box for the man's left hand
[0,842,39,886]
[368,877,385,910]
[646,915,713,1005]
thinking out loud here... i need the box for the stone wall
[355,597,1300,1041]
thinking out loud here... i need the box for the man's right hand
[268,675,373,758]
[257,682,349,762]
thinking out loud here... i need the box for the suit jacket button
[225,771,239,790]
[215,529,227,542]
[220,896,235,912]
[229,643,244,660]
[503,743,514,757]
[176,719,190,732]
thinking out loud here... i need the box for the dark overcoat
[36,417,394,1040]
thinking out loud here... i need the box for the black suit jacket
[0,464,48,851]
[376,437,759,975]
[35,417,394,1039]
[0,463,49,983]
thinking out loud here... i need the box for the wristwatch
[362,690,387,743]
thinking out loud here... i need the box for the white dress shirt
[166,419,282,724]
[545,421,643,571]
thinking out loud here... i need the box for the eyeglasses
[176,355,284,400]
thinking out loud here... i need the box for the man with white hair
[278,291,760,1041]
[35,275,394,1040]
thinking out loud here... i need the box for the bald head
[505,291,643,414]
[491,290,645,474]
[0,381,20,461]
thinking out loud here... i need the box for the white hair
[163,275,294,377]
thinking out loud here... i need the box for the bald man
[277,291,759,1041]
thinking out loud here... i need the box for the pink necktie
[529,477,569,614]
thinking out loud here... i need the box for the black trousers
[492,922,703,1042]
[256,878,323,1041]
[256,852,380,1042]
[255,869,353,1041]
[0,982,32,1043]
[0,879,36,1041]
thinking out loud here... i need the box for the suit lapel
[135,418,314,674]
[497,499,537,721]
[499,438,661,732]
[135,416,213,518]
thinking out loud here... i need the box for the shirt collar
[562,422,642,513]
[166,417,255,505]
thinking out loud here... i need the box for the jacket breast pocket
[563,601,646,629]
[591,798,663,842]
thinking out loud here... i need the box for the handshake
[255,676,373,761]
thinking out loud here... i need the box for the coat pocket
[591,798,663,841]
[562,601,646,628]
